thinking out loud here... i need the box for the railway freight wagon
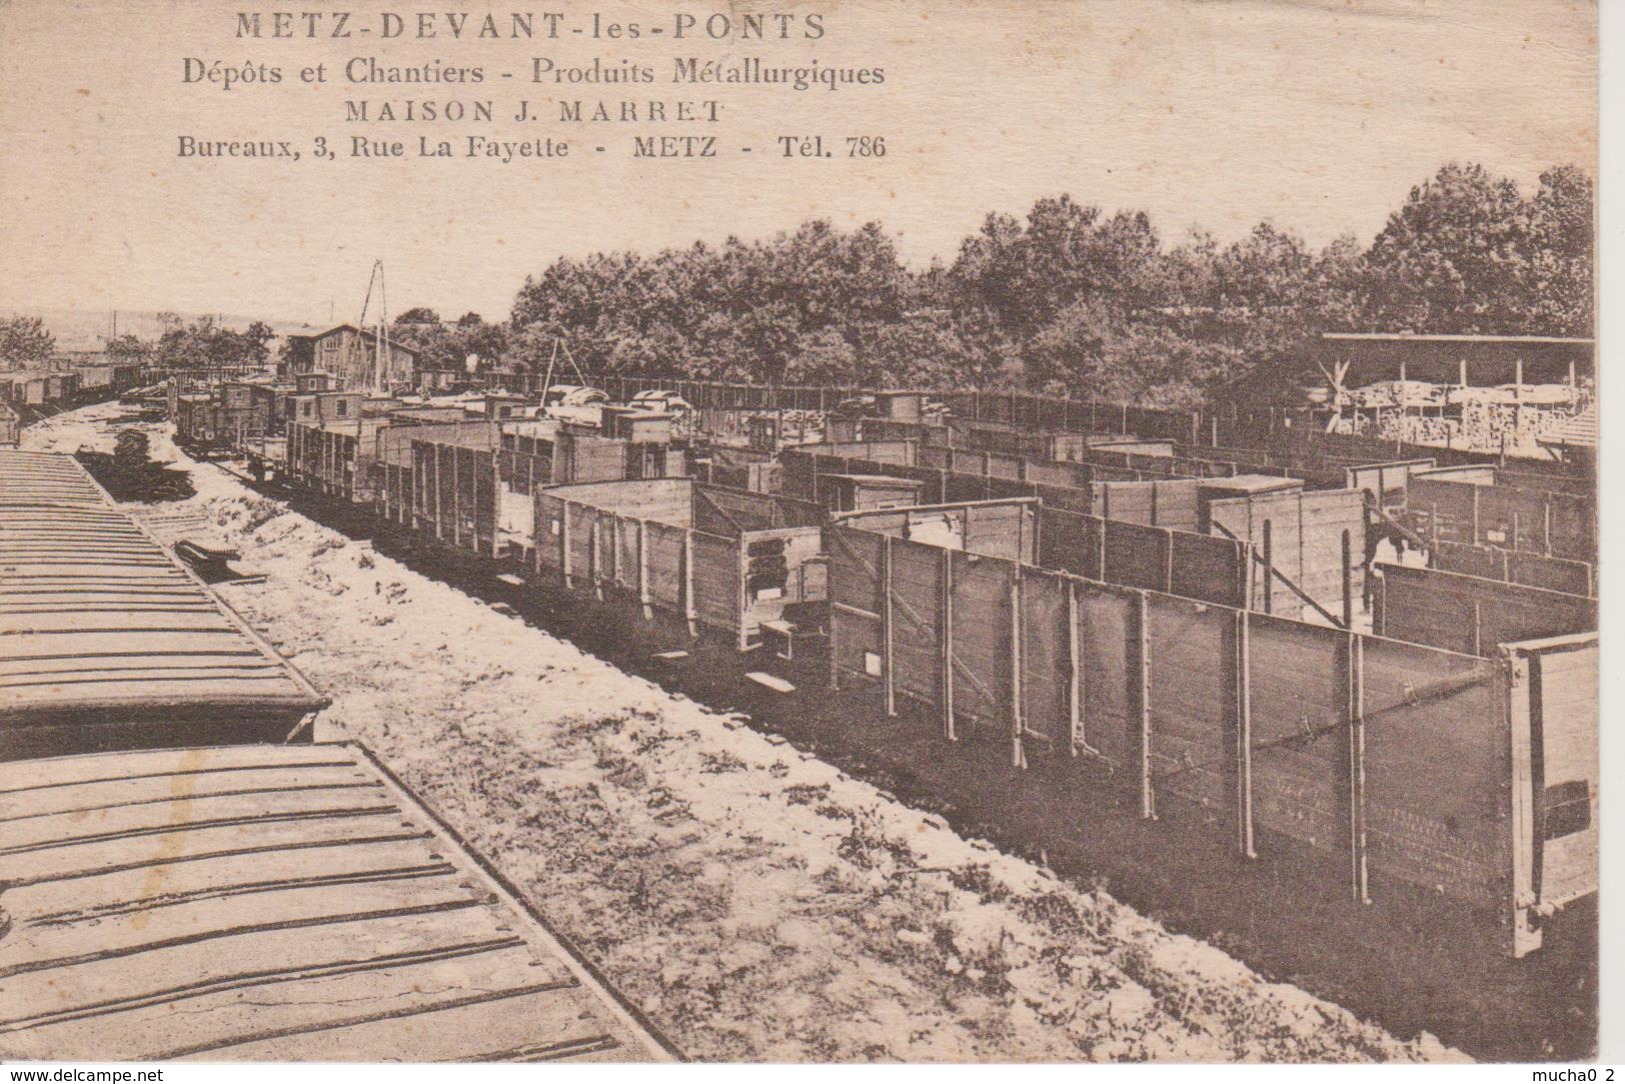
[780,442,1116,516]
[697,444,781,494]
[0,740,675,1061]
[1405,470,1596,563]
[286,407,468,502]
[534,479,826,650]
[824,505,1596,957]
[497,420,689,496]
[410,422,503,556]
[373,417,490,527]
[1371,563,1597,657]
[1430,540,1595,597]
[0,450,327,760]
[1200,483,1369,625]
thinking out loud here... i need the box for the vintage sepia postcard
[0,0,1601,1070]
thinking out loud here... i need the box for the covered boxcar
[0,741,674,1062]
[0,450,326,760]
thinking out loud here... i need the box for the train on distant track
[140,374,1602,961]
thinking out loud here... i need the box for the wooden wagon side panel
[1037,506,1100,579]
[827,526,886,690]
[1373,564,1595,655]
[1147,594,1235,812]
[1523,638,1599,913]
[1505,551,1594,596]
[642,520,688,614]
[1074,582,1138,772]
[1361,638,1506,905]
[1017,568,1070,757]
[1246,616,1347,853]
[886,538,944,712]
[947,548,1013,743]
[689,531,741,638]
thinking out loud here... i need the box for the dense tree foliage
[505,162,1593,407]
[0,315,56,368]
[388,308,510,373]
[133,315,275,370]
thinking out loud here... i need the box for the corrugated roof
[0,451,325,750]
[0,741,673,1062]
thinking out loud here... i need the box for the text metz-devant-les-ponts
[231,10,828,41]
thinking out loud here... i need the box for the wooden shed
[0,741,674,1061]
[0,451,327,760]
[534,479,827,650]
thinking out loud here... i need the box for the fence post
[1346,631,1370,903]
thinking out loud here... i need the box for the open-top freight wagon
[533,479,827,651]
[249,377,1600,960]
[825,499,1596,957]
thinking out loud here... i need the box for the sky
[0,0,1597,326]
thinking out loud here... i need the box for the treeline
[108,314,276,370]
[505,162,1593,407]
[0,315,56,368]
